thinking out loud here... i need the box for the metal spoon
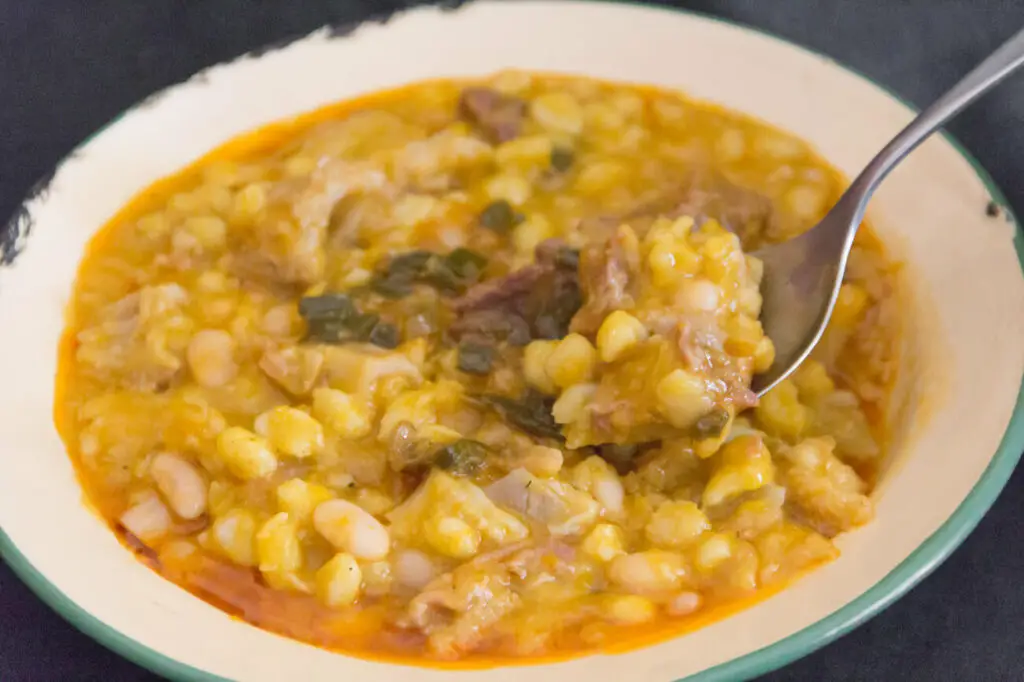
[752,27,1024,397]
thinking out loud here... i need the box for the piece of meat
[450,239,581,343]
[75,284,190,391]
[458,87,527,143]
[668,172,775,241]
[405,561,521,658]
[570,224,641,335]
[574,172,777,247]
[244,160,387,288]
[258,345,324,396]
[484,468,600,536]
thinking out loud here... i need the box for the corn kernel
[187,329,238,389]
[276,478,334,524]
[354,488,395,516]
[513,214,555,257]
[284,155,316,177]
[216,427,278,480]
[393,194,438,226]
[596,311,648,362]
[531,92,584,135]
[753,336,776,373]
[523,340,558,394]
[315,552,363,607]
[581,523,626,562]
[312,387,372,439]
[207,481,239,517]
[490,69,532,94]
[745,255,765,284]
[552,383,597,425]
[656,369,713,429]
[233,182,267,219]
[647,239,701,286]
[485,173,532,207]
[831,283,870,328]
[724,315,765,357]
[786,184,826,219]
[182,216,227,251]
[695,533,734,571]
[425,515,481,559]
[137,213,171,239]
[256,512,303,590]
[645,500,710,549]
[521,445,564,477]
[716,129,746,162]
[574,162,627,195]
[703,435,775,507]
[254,406,324,459]
[211,508,258,566]
[496,135,554,168]
[546,333,598,388]
[169,192,201,213]
[756,380,809,441]
[702,233,740,283]
[608,550,687,594]
[792,360,836,399]
[360,560,393,596]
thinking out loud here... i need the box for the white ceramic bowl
[1,2,1023,680]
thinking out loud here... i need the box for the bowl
[1,2,1023,680]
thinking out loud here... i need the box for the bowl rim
[1,2,1022,681]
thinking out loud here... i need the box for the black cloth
[2,1,1023,680]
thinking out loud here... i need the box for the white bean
[666,591,703,616]
[187,329,237,388]
[150,452,207,520]
[313,499,391,561]
[593,477,625,515]
[677,278,721,313]
[393,549,437,590]
[119,493,171,542]
[608,550,686,594]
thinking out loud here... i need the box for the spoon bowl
[752,25,1024,395]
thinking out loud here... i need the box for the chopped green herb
[445,248,487,280]
[299,294,402,348]
[371,274,414,298]
[480,390,563,441]
[693,407,731,439]
[298,293,356,321]
[371,250,435,298]
[550,146,575,172]
[368,322,400,349]
[389,250,436,273]
[479,199,523,232]
[347,312,381,339]
[373,248,488,297]
[434,439,490,476]
[457,342,496,375]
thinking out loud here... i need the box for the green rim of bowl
[2,2,1022,680]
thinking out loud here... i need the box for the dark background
[2,1,1023,680]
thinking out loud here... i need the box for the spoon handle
[853,26,1024,194]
